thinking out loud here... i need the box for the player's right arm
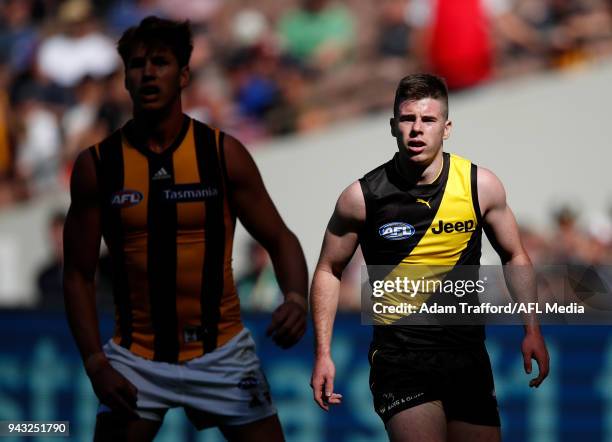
[63,149,137,417]
[310,181,365,411]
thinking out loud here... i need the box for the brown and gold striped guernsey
[90,116,243,363]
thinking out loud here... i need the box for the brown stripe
[146,150,179,362]
[194,121,225,352]
[120,140,153,355]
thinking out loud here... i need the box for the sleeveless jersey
[359,152,484,349]
[90,116,243,363]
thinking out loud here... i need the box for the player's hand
[311,354,343,411]
[86,356,139,418]
[522,331,549,388]
[266,293,307,349]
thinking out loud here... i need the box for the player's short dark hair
[117,16,193,68]
[393,74,449,119]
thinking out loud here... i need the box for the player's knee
[94,412,162,442]
[219,414,284,442]
[386,402,447,442]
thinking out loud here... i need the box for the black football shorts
[369,345,500,426]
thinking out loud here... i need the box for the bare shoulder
[477,166,504,189]
[477,166,507,214]
[335,181,366,224]
[70,148,98,204]
[223,133,257,183]
[222,132,246,157]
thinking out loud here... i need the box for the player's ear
[180,65,190,89]
[443,119,452,140]
[390,117,398,137]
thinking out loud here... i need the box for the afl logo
[378,222,415,240]
[111,189,143,208]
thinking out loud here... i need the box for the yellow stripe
[403,154,476,265]
[119,141,152,353]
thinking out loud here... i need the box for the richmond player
[310,74,549,441]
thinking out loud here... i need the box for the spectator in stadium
[408,0,548,88]
[13,83,62,194]
[36,0,119,89]
[377,0,414,60]
[0,0,39,74]
[61,76,107,162]
[583,215,612,264]
[550,206,590,264]
[105,0,161,36]
[278,0,356,71]
[226,47,281,129]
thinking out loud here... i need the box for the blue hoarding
[0,311,611,441]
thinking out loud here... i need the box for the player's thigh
[94,412,163,442]
[219,413,284,442]
[448,420,501,442]
[386,400,446,442]
[443,347,500,432]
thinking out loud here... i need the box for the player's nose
[143,60,156,78]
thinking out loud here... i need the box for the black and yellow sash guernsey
[359,152,484,348]
[90,116,243,363]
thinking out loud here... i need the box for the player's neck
[396,150,444,186]
[132,101,185,153]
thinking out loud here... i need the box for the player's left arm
[223,134,308,349]
[478,167,550,387]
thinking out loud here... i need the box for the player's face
[124,44,189,112]
[391,98,451,165]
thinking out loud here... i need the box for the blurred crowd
[0,0,612,207]
[522,207,612,267]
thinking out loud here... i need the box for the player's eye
[398,115,416,122]
[129,58,145,69]
[152,57,169,66]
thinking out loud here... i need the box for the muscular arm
[312,181,365,356]
[63,149,104,365]
[63,149,137,415]
[224,135,308,346]
[310,181,365,409]
[478,167,549,387]
[478,167,530,266]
